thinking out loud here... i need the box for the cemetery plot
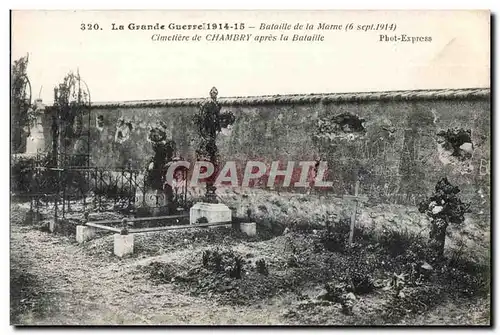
[10,185,490,325]
[10,68,490,325]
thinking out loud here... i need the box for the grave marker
[190,87,235,224]
[343,180,368,245]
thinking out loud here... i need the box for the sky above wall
[12,10,490,103]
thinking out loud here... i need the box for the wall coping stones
[53,88,489,109]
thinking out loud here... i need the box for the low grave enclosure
[75,212,257,257]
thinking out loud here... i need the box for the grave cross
[195,87,235,203]
[343,180,369,245]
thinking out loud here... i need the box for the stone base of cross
[343,180,368,246]
[190,202,232,225]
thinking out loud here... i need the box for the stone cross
[343,180,368,245]
[195,87,235,203]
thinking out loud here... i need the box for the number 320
[81,23,101,30]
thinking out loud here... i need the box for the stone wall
[40,88,490,212]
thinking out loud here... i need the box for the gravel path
[10,214,292,325]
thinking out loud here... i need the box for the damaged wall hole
[332,113,366,133]
[114,118,134,143]
[437,128,473,160]
[314,112,366,142]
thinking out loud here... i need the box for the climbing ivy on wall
[11,54,33,153]
[53,71,91,167]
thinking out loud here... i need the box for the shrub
[378,229,416,257]
[382,285,443,323]
[204,249,223,272]
[146,261,179,284]
[287,254,299,268]
[323,281,356,315]
[323,281,347,303]
[229,256,243,279]
[346,251,376,294]
[202,248,244,278]
[320,218,351,252]
[11,154,56,195]
[441,253,490,298]
[202,250,211,267]
[11,156,35,194]
[377,228,432,260]
[348,266,375,294]
[443,266,489,297]
[256,259,269,276]
[322,247,376,296]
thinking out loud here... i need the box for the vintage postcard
[10,10,490,326]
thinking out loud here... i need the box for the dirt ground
[10,203,490,326]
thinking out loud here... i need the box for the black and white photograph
[9,10,491,326]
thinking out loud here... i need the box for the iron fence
[11,152,190,224]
